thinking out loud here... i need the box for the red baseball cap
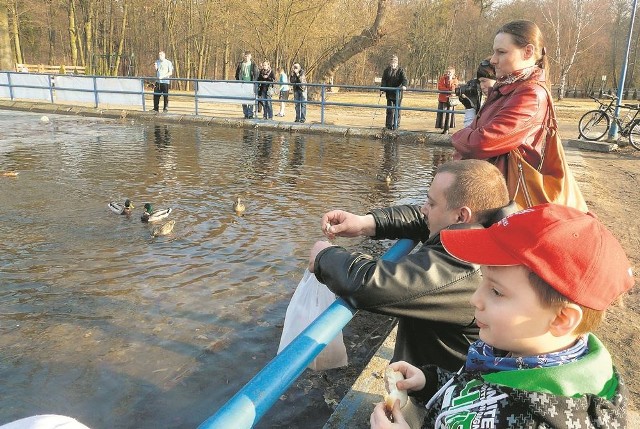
[441,203,634,310]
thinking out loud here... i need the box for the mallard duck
[109,199,134,215]
[151,220,176,237]
[233,197,246,215]
[376,172,393,184]
[141,203,172,223]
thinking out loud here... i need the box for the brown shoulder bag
[506,84,588,212]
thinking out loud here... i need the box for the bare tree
[541,0,605,99]
[0,0,12,70]
[313,0,389,85]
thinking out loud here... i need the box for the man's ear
[549,304,583,337]
[456,206,472,224]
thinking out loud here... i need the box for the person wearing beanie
[458,58,496,127]
[371,203,633,429]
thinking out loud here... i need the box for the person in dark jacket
[289,63,307,123]
[257,60,276,120]
[380,55,408,130]
[309,159,515,372]
[235,51,259,119]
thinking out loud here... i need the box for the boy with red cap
[371,203,634,429]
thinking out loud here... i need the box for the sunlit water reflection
[0,110,452,428]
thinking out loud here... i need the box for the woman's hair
[496,20,550,77]
[528,271,604,335]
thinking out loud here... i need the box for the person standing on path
[290,63,307,123]
[435,67,458,134]
[277,67,289,117]
[257,60,276,120]
[380,55,408,130]
[235,51,259,119]
[153,51,173,113]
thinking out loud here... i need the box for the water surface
[0,110,452,428]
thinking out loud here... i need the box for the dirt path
[575,146,640,409]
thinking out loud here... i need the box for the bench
[15,63,86,75]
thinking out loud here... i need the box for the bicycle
[578,94,640,150]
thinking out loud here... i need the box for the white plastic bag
[277,269,348,371]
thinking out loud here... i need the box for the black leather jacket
[314,202,517,371]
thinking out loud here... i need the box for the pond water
[0,110,452,428]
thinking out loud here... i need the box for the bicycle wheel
[629,121,640,150]
[578,110,610,141]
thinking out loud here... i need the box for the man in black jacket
[309,160,516,372]
[380,55,408,130]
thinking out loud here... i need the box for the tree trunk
[0,1,12,70]
[313,0,389,86]
[113,2,127,76]
[68,0,78,65]
[9,0,21,64]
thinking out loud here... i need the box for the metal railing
[0,71,460,127]
[197,238,417,429]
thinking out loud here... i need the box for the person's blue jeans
[294,90,306,122]
[259,87,273,119]
[242,104,254,119]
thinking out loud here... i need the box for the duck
[376,172,393,184]
[109,199,134,215]
[151,220,176,237]
[141,203,172,223]
[233,197,246,215]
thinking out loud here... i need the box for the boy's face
[471,265,560,357]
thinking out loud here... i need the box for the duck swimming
[109,199,134,215]
[151,220,176,237]
[233,197,246,215]
[141,203,172,223]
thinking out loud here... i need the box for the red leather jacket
[451,70,549,176]
[437,74,458,103]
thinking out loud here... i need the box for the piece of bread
[384,367,408,411]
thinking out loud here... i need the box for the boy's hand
[370,401,409,429]
[388,361,426,392]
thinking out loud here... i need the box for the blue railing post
[7,72,14,100]
[93,76,99,108]
[321,83,326,125]
[197,238,417,429]
[394,88,400,130]
[195,80,199,116]
[48,75,54,103]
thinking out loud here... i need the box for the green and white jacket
[415,334,627,428]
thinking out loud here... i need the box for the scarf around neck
[465,336,589,374]
[495,65,543,88]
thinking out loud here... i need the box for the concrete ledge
[565,138,618,152]
[323,328,396,429]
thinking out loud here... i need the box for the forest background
[0,0,638,100]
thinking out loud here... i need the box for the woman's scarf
[495,65,542,88]
[465,336,589,373]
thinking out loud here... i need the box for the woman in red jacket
[451,20,550,178]
[435,67,458,134]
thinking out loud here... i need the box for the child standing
[277,67,289,117]
[372,204,634,429]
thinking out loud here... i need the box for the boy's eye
[491,288,504,297]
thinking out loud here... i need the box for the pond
[0,110,453,428]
